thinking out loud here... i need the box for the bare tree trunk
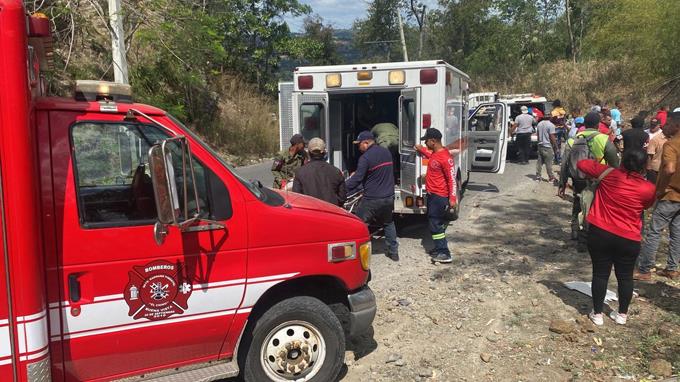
[397,9,408,61]
[418,7,426,60]
[566,0,576,63]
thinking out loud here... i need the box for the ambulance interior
[324,91,402,182]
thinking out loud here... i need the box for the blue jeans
[638,200,680,272]
[555,127,566,162]
[427,194,450,256]
[356,197,398,254]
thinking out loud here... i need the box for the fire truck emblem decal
[124,260,193,321]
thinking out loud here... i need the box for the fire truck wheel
[241,296,345,382]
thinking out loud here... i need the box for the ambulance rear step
[114,359,238,382]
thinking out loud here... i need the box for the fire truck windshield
[165,113,267,200]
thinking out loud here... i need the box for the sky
[284,0,439,32]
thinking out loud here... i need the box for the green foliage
[351,0,679,108]
[352,0,402,62]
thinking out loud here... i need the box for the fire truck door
[467,102,508,174]
[47,113,248,381]
[292,92,329,144]
[399,88,421,197]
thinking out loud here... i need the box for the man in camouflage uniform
[272,134,308,189]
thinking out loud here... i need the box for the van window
[299,103,325,142]
[71,123,231,228]
[401,99,416,149]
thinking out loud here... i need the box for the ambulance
[0,1,375,381]
[279,61,509,218]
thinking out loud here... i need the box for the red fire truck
[0,1,375,381]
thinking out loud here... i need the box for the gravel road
[233,161,680,382]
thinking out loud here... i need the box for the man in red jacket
[415,128,457,264]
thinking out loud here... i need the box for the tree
[300,15,341,65]
[352,0,402,62]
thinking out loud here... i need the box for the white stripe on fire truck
[47,274,296,309]
[47,272,298,340]
[0,310,49,364]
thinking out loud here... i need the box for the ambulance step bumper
[115,360,238,382]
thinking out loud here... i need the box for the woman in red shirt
[577,149,655,326]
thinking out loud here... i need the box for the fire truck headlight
[326,74,342,88]
[359,241,371,271]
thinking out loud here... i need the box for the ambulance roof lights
[357,71,372,81]
[326,74,342,88]
[75,80,132,103]
[298,75,313,90]
[388,70,405,85]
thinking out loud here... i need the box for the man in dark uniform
[293,138,346,206]
[271,133,308,189]
[346,131,399,261]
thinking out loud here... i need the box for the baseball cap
[353,131,375,144]
[420,128,442,141]
[674,107,680,113]
[574,117,585,125]
[584,111,600,128]
[307,137,326,153]
[290,133,305,145]
[521,106,529,113]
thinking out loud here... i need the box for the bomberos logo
[124,260,193,321]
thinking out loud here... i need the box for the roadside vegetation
[37,0,679,160]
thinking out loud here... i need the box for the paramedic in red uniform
[415,128,457,264]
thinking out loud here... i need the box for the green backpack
[578,167,615,230]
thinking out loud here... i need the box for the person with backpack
[579,149,656,326]
[558,112,620,252]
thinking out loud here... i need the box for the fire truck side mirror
[148,141,182,245]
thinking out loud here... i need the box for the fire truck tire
[241,296,345,382]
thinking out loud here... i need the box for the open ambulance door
[467,102,508,174]
[292,92,329,144]
[398,88,421,197]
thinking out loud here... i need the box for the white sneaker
[589,311,604,326]
[609,311,627,325]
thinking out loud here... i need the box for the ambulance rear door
[292,92,329,143]
[467,102,508,174]
[398,88,421,197]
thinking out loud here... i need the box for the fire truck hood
[248,189,369,245]
[283,191,358,219]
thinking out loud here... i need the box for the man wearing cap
[293,138,346,206]
[346,131,399,261]
[558,111,619,251]
[415,128,456,264]
[271,133,308,189]
[511,105,536,164]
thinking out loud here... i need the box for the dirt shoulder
[342,163,680,382]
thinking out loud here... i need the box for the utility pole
[396,9,408,62]
[108,0,129,84]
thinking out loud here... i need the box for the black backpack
[569,133,599,180]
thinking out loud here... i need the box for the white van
[278,60,508,217]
